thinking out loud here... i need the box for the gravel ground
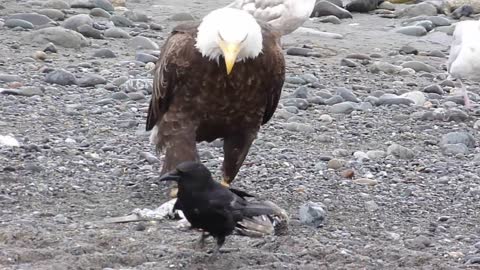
[1,0,480,269]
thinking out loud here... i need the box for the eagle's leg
[221,132,257,186]
[161,130,200,198]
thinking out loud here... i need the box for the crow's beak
[158,171,181,182]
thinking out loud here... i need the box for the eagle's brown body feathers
[146,21,285,183]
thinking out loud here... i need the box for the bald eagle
[146,8,285,193]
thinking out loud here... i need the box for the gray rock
[283,98,309,110]
[378,1,395,10]
[286,47,313,57]
[42,0,70,9]
[170,12,196,21]
[401,61,437,73]
[128,92,146,100]
[122,79,153,93]
[311,1,353,19]
[451,5,474,19]
[0,74,22,82]
[426,16,451,27]
[366,150,386,159]
[62,14,93,31]
[8,13,54,26]
[423,84,443,95]
[111,15,134,27]
[441,143,469,155]
[94,0,114,11]
[317,15,342,24]
[71,0,95,8]
[397,2,437,18]
[130,36,159,50]
[340,58,357,67]
[140,152,159,164]
[24,27,89,48]
[45,69,76,85]
[369,61,402,74]
[77,74,107,87]
[440,132,475,148]
[135,52,158,63]
[301,74,319,84]
[90,8,111,18]
[387,143,414,159]
[325,95,344,105]
[396,26,427,36]
[299,202,327,228]
[0,87,43,97]
[93,48,116,58]
[377,95,414,106]
[335,87,359,102]
[104,27,131,38]
[44,42,58,53]
[124,10,150,22]
[37,9,65,21]
[283,123,315,133]
[5,19,34,29]
[78,24,103,39]
[405,235,432,250]
[346,0,381,12]
[399,45,418,55]
[111,92,129,100]
[292,86,309,99]
[329,102,355,114]
[414,20,434,32]
[400,91,426,106]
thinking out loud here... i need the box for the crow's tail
[235,200,289,237]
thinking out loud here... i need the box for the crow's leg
[221,132,257,186]
[209,236,226,260]
[194,232,210,250]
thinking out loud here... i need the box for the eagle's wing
[260,23,285,124]
[146,22,200,131]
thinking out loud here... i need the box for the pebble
[44,43,58,53]
[135,52,158,63]
[170,12,196,21]
[71,0,96,8]
[77,74,107,87]
[0,87,43,97]
[313,1,352,19]
[104,27,131,38]
[397,2,437,18]
[366,150,386,159]
[283,123,315,133]
[8,13,53,26]
[299,201,327,228]
[54,214,68,224]
[317,15,342,24]
[327,158,345,169]
[335,87,359,103]
[90,7,111,18]
[353,178,378,186]
[325,95,344,105]
[400,45,418,55]
[285,76,307,84]
[24,27,89,48]
[140,152,159,164]
[37,9,65,21]
[369,61,402,74]
[440,132,475,148]
[329,102,355,114]
[405,235,432,250]
[78,25,104,39]
[111,92,129,100]
[5,19,34,29]
[130,36,159,50]
[111,15,134,27]
[401,61,437,73]
[122,79,153,93]
[340,58,357,67]
[45,69,76,85]
[124,10,150,22]
[377,95,414,106]
[423,84,443,95]
[364,200,379,212]
[128,92,145,101]
[33,51,47,61]
[283,98,309,110]
[441,144,469,155]
[93,48,116,58]
[62,14,94,31]
[43,0,70,9]
[400,91,426,106]
[474,120,480,130]
[387,143,414,159]
[94,0,114,12]
[396,26,427,36]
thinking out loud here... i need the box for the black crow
[158,161,285,257]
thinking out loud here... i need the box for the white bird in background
[226,0,317,35]
[447,19,480,108]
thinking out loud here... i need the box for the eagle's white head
[195,7,263,75]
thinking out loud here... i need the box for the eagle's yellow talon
[169,187,178,198]
[220,179,230,188]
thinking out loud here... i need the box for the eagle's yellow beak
[219,42,241,75]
